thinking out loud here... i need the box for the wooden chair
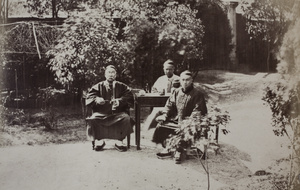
[85,108,131,150]
[83,89,132,150]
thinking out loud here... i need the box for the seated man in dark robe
[86,65,134,152]
[153,70,207,163]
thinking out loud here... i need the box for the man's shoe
[174,151,182,164]
[95,141,106,151]
[115,144,127,152]
[156,151,173,159]
[174,150,186,164]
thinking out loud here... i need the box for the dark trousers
[152,126,176,145]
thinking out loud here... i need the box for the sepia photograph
[0,0,299,189]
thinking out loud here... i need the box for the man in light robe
[144,60,180,130]
[153,70,207,164]
[151,59,180,94]
[86,65,134,152]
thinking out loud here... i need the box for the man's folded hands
[95,97,106,105]
[156,114,167,123]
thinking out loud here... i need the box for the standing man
[144,60,180,130]
[153,70,207,164]
[86,65,134,152]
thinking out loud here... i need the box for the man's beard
[106,78,115,83]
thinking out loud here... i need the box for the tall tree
[0,0,8,23]
[47,6,132,88]
[263,0,300,189]
[241,0,294,72]
[24,0,89,18]
[174,0,232,70]
[47,0,205,90]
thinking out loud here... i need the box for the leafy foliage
[175,0,232,70]
[241,0,293,71]
[0,106,27,126]
[262,4,300,188]
[37,86,68,109]
[47,6,134,87]
[263,81,299,137]
[156,4,204,71]
[47,1,205,89]
[24,0,54,17]
[166,106,230,151]
[24,0,90,18]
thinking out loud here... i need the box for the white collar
[104,80,115,86]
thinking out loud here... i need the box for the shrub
[0,105,27,126]
[166,106,230,152]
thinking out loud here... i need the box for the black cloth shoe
[174,151,182,164]
[115,144,127,152]
[95,141,106,151]
[174,150,187,164]
[156,151,173,159]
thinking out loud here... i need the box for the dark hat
[163,59,174,67]
[105,65,116,71]
[180,70,192,77]
[172,78,180,84]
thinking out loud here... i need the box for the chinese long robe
[152,85,207,144]
[86,81,134,141]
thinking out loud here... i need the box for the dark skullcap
[105,65,116,71]
[163,59,174,67]
[180,70,193,77]
[172,78,180,84]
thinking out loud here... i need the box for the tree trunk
[52,0,57,19]
[290,119,300,190]
[290,1,300,188]
[266,41,270,72]
[150,47,154,91]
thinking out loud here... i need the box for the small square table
[134,93,170,150]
